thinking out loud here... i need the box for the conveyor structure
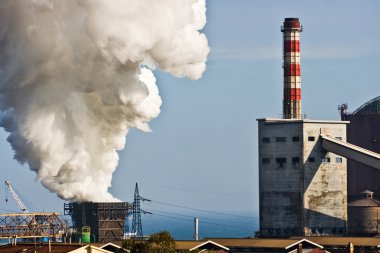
[320,134,380,170]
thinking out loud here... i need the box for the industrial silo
[340,96,380,199]
[348,190,380,236]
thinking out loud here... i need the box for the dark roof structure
[348,190,380,207]
[353,96,380,115]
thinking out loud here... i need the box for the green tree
[147,231,176,253]
[122,231,180,253]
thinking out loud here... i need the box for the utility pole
[131,183,151,239]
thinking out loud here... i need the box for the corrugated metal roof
[0,243,82,253]
[207,237,380,248]
[291,236,380,247]
[353,96,380,115]
[175,241,204,250]
[348,198,380,207]
[175,240,229,251]
[204,238,303,248]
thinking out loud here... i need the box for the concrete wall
[258,119,347,237]
[348,206,380,235]
[302,122,347,236]
[258,120,303,237]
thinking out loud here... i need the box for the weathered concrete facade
[258,118,348,237]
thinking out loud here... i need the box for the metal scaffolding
[0,212,65,239]
[64,202,130,243]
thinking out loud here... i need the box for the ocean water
[141,214,259,240]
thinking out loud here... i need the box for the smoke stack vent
[281,18,303,119]
[194,218,199,241]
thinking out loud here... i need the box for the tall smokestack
[282,18,303,119]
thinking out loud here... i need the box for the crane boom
[5,180,29,213]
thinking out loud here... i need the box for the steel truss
[0,212,65,239]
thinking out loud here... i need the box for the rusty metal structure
[282,18,303,119]
[64,202,130,243]
[0,212,65,239]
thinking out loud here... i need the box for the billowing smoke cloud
[0,0,209,202]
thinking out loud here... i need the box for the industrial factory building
[258,18,380,237]
[258,118,348,237]
[339,97,380,235]
[64,202,130,243]
[340,98,380,199]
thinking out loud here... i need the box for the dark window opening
[321,157,331,163]
[292,157,300,165]
[335,136,342,140]
[276,137,286,142]
[276,157,286,167]
[262,137,270,143]
[336,157,343,163]
[308,157,315,163]
[292,136,300,142]
[308,136,315,141]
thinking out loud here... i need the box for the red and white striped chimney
[282,18,303,119]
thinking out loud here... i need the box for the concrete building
[258,118,348,237]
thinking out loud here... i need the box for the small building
[257,118,348,237]
[205,238,326,253]
[348,190,380,236]
[175,240,229,252]
[0,243,118,253]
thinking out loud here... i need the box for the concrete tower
[257,17,380,238]
[258,18,348,237]
[258,119,348,237]
[282,18,302,119]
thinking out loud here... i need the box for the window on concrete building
[308,136,315,141]
[335,136,342,140]
[321,157,331,163]
[336,157,343,163]
[292,157,300,165]
[292,136,300,142]
[308,157,315,163]
[262,137,270,143]
[276,137,286,142]
[276,157,286,167]
[262,158,270,164]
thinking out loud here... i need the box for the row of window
[262,156,343,165]
[262,136,314,143]
[263,136,342,143]
[264,227,344,236]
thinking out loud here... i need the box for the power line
[144,208,259,226]
[139,182,253,199]
[148,212,248,229]
[150,200,254,219]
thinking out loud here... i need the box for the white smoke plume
[0,0,209,202]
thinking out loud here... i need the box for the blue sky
[1,0,380,222]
